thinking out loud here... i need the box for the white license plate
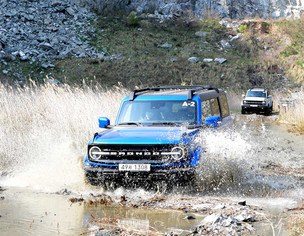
[119,164,151,172]
[250,105,258,107]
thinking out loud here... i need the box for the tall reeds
[0,82,127,173]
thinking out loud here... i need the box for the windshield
[117,100,197,125]
[246,91,267,97]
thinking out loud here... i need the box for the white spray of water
[0,83,127,193]
[192,128,256,190]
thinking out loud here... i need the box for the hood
[93,126,193,145]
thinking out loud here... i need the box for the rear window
[219,95,229,117]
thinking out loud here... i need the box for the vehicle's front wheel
[264,106,271,116]
[85,172,110,190]
[241,108,245,114]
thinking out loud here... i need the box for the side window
[219,95,229,118]
[201,100,212,122]
[210,98,220,117]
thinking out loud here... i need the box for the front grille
[246,101,263,105]
[87,144,186,164]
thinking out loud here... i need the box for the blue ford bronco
[84,85,233,189]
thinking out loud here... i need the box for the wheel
[241,108,245,114]
[85,171,111,190]
[153,180,173,194]
[264,107,271,116]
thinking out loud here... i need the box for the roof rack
[129,85,219,101]
[250,87,269,92]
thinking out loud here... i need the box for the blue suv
[84,85,233,188]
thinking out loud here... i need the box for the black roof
[129,85,223,101]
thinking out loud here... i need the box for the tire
[152,180,173,194]
[241,108,245,114]
[85,172,110,190]
[264,107,270,116]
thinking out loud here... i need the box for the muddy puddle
[1,119,304,235]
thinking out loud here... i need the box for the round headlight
[171,147,185,161]
[89,146,102,160]
[243,100,247,104]
[263,101,266,105]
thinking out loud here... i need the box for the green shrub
[125,14,139,26]
[239,25,247,33]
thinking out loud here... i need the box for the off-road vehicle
[84,85,233,189]
[241,87,273,115]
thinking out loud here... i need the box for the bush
[125,13,139,27]
[239,25,247,33]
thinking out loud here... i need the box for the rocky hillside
[83,0,304,19]
[0,0,303,92]
[0,0,100,84]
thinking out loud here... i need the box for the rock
[51,1,62,7]
[237,200,246,206]
[235,211,255,222]
[47,78,60,84]
[223,216,239,227]
[183,215,196,220]
[160,3,178,15]
[3,47,17,54]
[221,40,232,49]
[188,57,199,63]
[220,20,241,31]
[66,7,76,17]
[39,43,54,51]
[213,203,225,210]
[195,31,207,37]
[0,0,7,7]
[192,203,213,210]
[136,6,144,14]
[203,58,213,62]
[230,33,242,42]
[214,58,227,64]
[157,42,172,49]
[21,55,29,61]
[198,213,224,226]
[0,0,98,74]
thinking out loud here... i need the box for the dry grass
[278,102,304,134]
[288,213,304,236]
[0,81,128,173]
[287,202,304,236]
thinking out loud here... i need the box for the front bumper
[84,165,195,182]
[242,104,268,111]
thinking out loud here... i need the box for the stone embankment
[0,0,101,72]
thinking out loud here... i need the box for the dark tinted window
[210,98,220,117]
[220,95,229,117]
[117,100,197,125]
[201,100,212,123]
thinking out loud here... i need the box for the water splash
[0,83,127,193]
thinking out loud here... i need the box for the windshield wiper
[118,122,142,126]
[152,122,178,125]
